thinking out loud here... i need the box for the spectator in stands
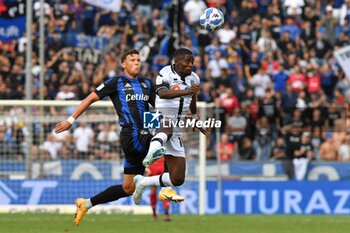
[272,63,289,93]
[217,22,236,47]
[311,32,333,65]
[0,125,10,158]
[321,63,338,100]
[293,132,313,181]
[284,0,305,17]
[220,87,239,115]
[227,107,247,145]
[207,51,229,88]
[259,88,279,133]
[311,126,322,161]
[261,51,279,76]
[217,133,235,162]
[239,137,256,161]
[56,85,76,100]
[254,116,273,161]
[320,133,338,161]
[73,121,94,159]
[322,5,338,46]
[338,134,350,161]
[184,0,207,27]
[299,21,315,47]
[257,30,277,53]
[288,65,307,93]
[244,51,261,80]
[198,82,215,103]
[96,123,119,160]
[281,122,304,180]
[42,133,58,160]
[42,129,70,160]
[271,137,286,160]
[280,17,301,41]
[249,67,272,97]
[14,121,25,161]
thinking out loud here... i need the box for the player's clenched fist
[189,85,199,95]
[54,120,72,133]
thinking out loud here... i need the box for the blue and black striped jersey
[94,74,155,129]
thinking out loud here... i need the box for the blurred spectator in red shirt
[217,133,235,161]
[307,68,321,93]
[220,87,239,114]
[288,65,307,92]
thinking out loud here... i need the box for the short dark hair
[173,48,193,59]
[121,49,139,63]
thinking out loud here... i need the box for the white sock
[161,187,171,191]
[148,132,168,153]
[141,175,161,186]
[141,173,173,187]
[160,173,173,186]
[85,198,92,209]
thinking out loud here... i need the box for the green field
[1,214,350,233]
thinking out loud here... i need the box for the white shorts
[164,134,186,158]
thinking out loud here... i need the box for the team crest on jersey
[141,82,147,88]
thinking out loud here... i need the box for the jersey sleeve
[94,76,118,99]
[146,78,156,108]
[192,72,200,85]
[154,70,170,94]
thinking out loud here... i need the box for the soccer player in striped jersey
[133,48,209,204]
[54,49,186,225]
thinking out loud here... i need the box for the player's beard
[183,67,192,76]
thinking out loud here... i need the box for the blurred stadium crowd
[1,0,350,168]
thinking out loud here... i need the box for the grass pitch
[1,214,350,233]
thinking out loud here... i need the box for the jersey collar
[171,64,187,82]
[121,74,140,81]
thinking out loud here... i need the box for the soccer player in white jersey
[133,48,209,204]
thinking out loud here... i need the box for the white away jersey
[155,65,200,120]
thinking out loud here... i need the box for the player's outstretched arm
[54,92,100,133]
[158,85,199,99]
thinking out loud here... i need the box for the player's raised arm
[54,92,100,133]
[157,84,198,99]
[55,71,120,134]
[153,70,199,99]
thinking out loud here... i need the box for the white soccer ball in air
[199,7,225,32]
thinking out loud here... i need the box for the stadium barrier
[1,179,350,214]
[0,205,152,215]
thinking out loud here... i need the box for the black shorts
[120,127,153,175]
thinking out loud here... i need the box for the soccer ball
[199,8,225,32]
